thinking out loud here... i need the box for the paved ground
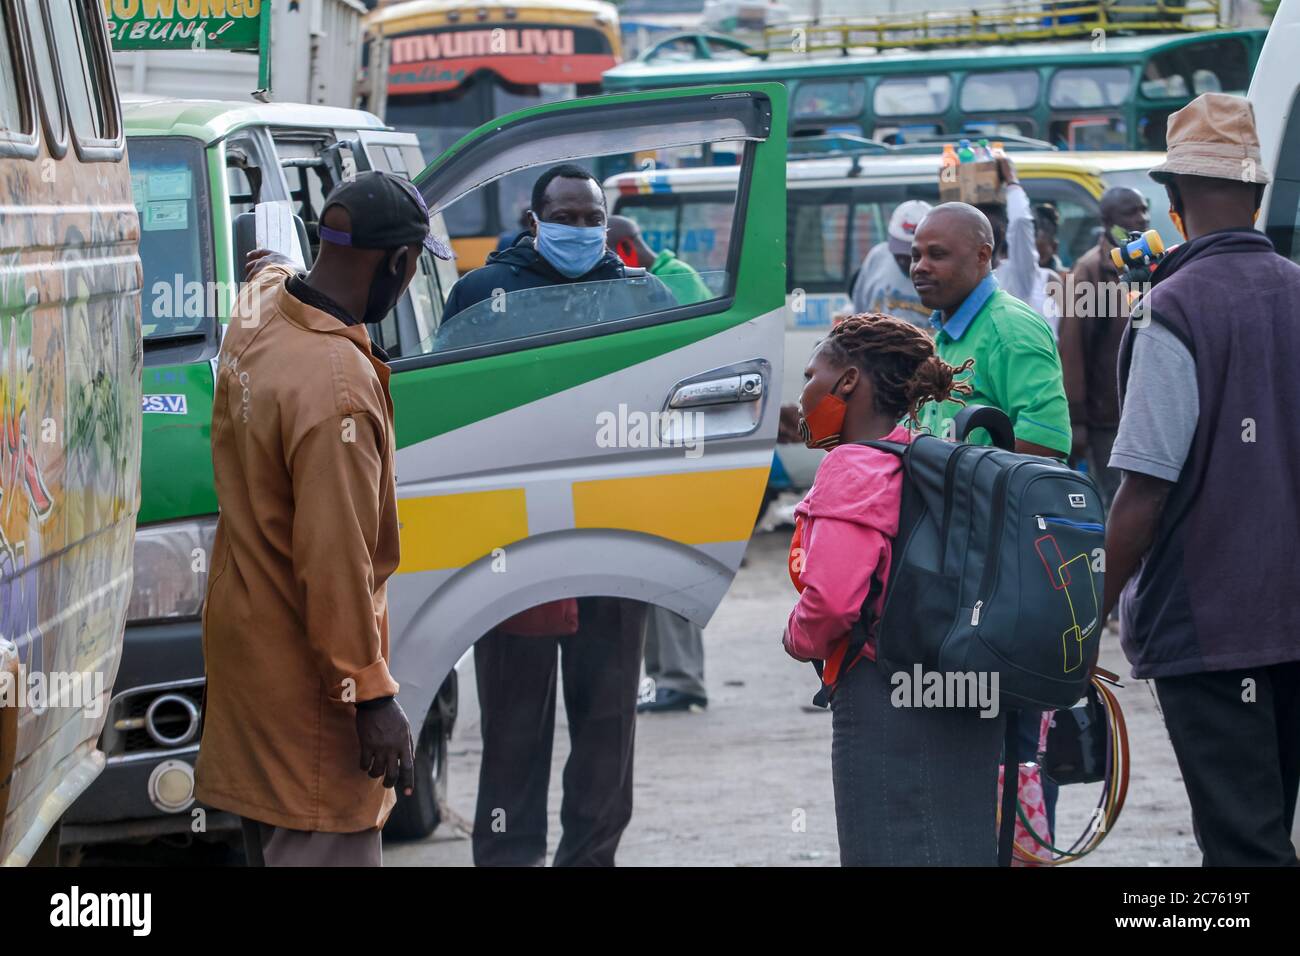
[386,530,1204,867]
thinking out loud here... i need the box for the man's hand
[244,248,298,281]
[995,155,1019,187]
[355,697,416,796]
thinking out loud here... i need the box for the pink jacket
[784,425,911,676]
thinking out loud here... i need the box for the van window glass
[873,75,951,117]
[794,80,866,121]
[386,80,488,235]
[1049,114,1127,150]
[679,199,734,274]
[613,197,680,255]
[425,149,741,358]
[46,0,105,139]
[22,0,62,144]
[1,4,27,133]
[427,274,721,353]
[1049,67,1130,109]
[791,197,849,286]
[1140,39,1250,99]
[130,136,214,340]
[960,71,1040,112]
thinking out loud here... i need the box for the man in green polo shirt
[606,215,714,306]
[911,202,1070,458]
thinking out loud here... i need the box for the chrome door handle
[669,373,763,408]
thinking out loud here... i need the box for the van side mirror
[232,210,312,280]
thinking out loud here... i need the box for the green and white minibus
[62,84,790,853]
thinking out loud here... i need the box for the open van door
[382,84,788,722]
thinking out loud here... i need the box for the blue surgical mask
[534,219,607,278]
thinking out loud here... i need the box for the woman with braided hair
[782,313,1007,866]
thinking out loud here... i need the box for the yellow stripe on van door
[397,467,768,573]
[398,488,529,573]
[572,467,769,545]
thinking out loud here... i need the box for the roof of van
[120,95,390,144]
[604,151,1167,191]
[603,29,1263,86]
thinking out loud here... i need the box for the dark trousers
[472,597,646,867]
[831,657,1006,866]
[1155,660,1300,867]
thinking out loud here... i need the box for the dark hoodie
[1116,228,1300,678]
[443,233,635,321]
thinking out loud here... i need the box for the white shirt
[994,183,1061,335]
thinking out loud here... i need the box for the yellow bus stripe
[398,488,529,573]
[572,467,769,545]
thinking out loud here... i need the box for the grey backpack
[849,406,1106,711]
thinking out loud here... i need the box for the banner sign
[386,25,615,95]
[101,0,267,53]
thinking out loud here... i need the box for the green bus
[602,28,1267,152]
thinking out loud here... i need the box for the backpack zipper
[1036,514,1104,533]
[970,600,983,625]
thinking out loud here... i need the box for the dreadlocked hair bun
[824,313,975,426]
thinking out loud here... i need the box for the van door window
[422,149,740,356]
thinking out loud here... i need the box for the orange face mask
[798,392,848,449]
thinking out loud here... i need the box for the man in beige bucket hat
[1102,93,1300,866]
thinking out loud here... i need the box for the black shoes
[637,686,708,714]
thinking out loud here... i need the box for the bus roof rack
[725,1,1226,57]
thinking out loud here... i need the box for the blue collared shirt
[930,274,999,342]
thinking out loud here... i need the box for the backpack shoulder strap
[810,568,885,709]
[850,439,907,457]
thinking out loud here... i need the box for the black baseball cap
[319,170,453,260]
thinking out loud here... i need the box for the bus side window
[0,2,33,145]
[44,0,119,157]
[21,0,64,153]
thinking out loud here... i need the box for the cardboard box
[938,160,1005,205]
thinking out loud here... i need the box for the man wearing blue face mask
[446,164,671,867]
[443,163,658,324]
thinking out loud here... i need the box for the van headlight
[127,518,218,624]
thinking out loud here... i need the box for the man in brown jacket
[195,172,447,866]
[1057,185,1150,506]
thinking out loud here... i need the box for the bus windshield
[129,136,214,340]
